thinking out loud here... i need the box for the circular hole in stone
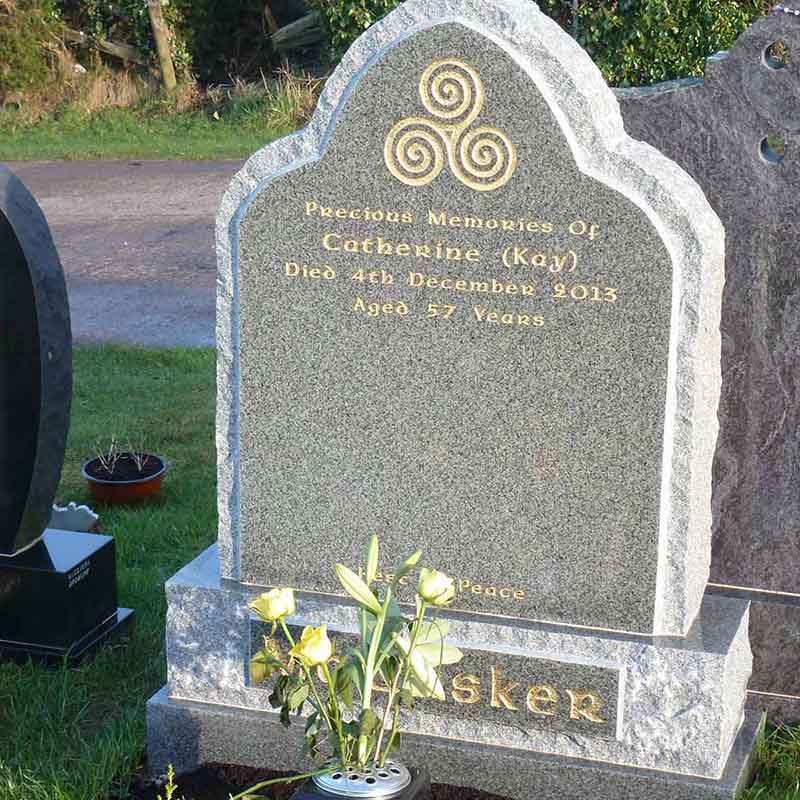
[332,773,342,780]
[390,767,401,775]
[366,777,377,784]
[760,135,787,164]
[378,771,390,779]
[348,774,359,781]
[764,40,790,70]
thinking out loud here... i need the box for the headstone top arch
[216,0,725,637]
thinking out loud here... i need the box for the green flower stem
[278,618,335,743]
[227,766,337,800]
[374,599,427,767]
[401,599,427,691]
[373,656,403,766]
[359,606,368,657]
[321,662,348,764]
[373,632,400,677]
[358,587,392,766]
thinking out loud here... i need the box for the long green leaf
[416,641,463,666]
[335,564,382,615]
[415,620,450,644]
[365,535,379,585]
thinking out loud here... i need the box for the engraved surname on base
[449,667,609,726]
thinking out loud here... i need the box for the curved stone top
[215,0,725,636]
[0,166,72,557]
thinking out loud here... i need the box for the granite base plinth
[162,545,751,779]
[0,608,134,663]
[146,688,762,800]
[0,529,134,661]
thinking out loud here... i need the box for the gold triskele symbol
[384,59,518,192]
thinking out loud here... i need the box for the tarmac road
[7,159,244,348]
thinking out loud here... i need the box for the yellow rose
[249,588,296,622]
[289,625,333,667]
[417,568,456,606]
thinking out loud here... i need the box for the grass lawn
[0,346,797,799]
[0,102,289,161]
[0,346,217,799]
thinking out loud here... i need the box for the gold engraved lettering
[569,219,602,240]
[428,209,554,233]
[306,200,416,225]
[451,674,481,705]
[552,283,618,303]
[566,690,607,724]
[490,667,520,711]
[473,306,545,328]
[351,269,395,286]
[285,261,336,281]
[353,297,409,318]
[323,233,480,263]
[501,247,578,273]
[385,60,517,192]
[527,685,559,716]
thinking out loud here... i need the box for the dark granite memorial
[148,1,761,797]
[0,165,133,661]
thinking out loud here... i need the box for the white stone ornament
[49,502,100,533]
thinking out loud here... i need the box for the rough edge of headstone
[0,166,72,557]
[214,0,725,636]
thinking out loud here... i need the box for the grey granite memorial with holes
[617,11,800,725]
[147,1,763,796]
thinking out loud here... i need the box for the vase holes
[378,771,390,778]
[761,135,787,164]
[348,774,359,781]
[331,773,342,780]
[390,768,401,774]
[764,41,790,70]
[366,777,377,784]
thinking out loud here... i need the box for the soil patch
[123,763,513,800]
[85,453,164,482]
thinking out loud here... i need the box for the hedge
[308,0,767,86]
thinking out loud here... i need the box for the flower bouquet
[232,535,462,799]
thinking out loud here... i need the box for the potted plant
[81,436,167,504]
[235,535,462,799]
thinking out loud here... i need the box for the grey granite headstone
[220,3,724,639]
[150,1,760,796]
[0,166,72,557]
[617,11,800,723]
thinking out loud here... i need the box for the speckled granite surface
[216,0,725,638]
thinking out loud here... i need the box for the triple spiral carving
[384,59,517,192]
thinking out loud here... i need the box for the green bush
[308,0,766,85]
[0,0,62,96]
[306,0,400,60]
[576,0,764,86]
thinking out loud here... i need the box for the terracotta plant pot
[81,453,167,505]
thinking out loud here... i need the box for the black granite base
[0,529,134,662]
[292,768,431,800]
[147,687,763,800]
